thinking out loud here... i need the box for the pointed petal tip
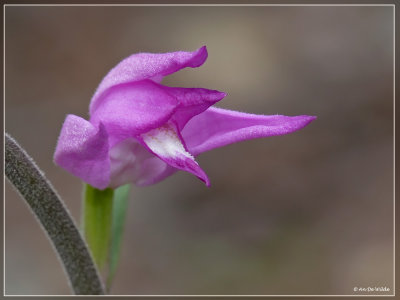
[198,173,210,186]
[291,115,317,128]
[303,115,317,124]
[219,91,228,99]
[191,46,208,67]
[286,114,317,132]
[182,156,210,185]
[204,178,211,188]
[209,90,227,102]
[198,45,207,53]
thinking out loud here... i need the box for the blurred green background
[5,5,393,295]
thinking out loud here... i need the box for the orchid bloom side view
[54,46,315,189]
[52,46,315,293]
[5,46,315,295]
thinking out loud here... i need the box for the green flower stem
[83,185,114,271]
[83,184,131,293]
[5,133,104,295]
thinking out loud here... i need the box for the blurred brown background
[5,5,393,295]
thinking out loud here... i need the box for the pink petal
[90,80,178,146]
[89,46,208,114]
[54,115,110,189]
[182,107,317,156]
[164,86,227,130]
[137,122,210,186]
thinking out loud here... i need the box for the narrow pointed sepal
[182,107,317,156]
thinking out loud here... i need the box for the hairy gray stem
[5,133,105,295]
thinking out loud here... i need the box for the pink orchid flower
[54,46,316,190]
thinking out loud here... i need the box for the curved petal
[182,107,317,156]
[90,80,178,146]
[138,122,210,186]
[90,46,208,114]
[164,86,227,130]
[54,115,110,189]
